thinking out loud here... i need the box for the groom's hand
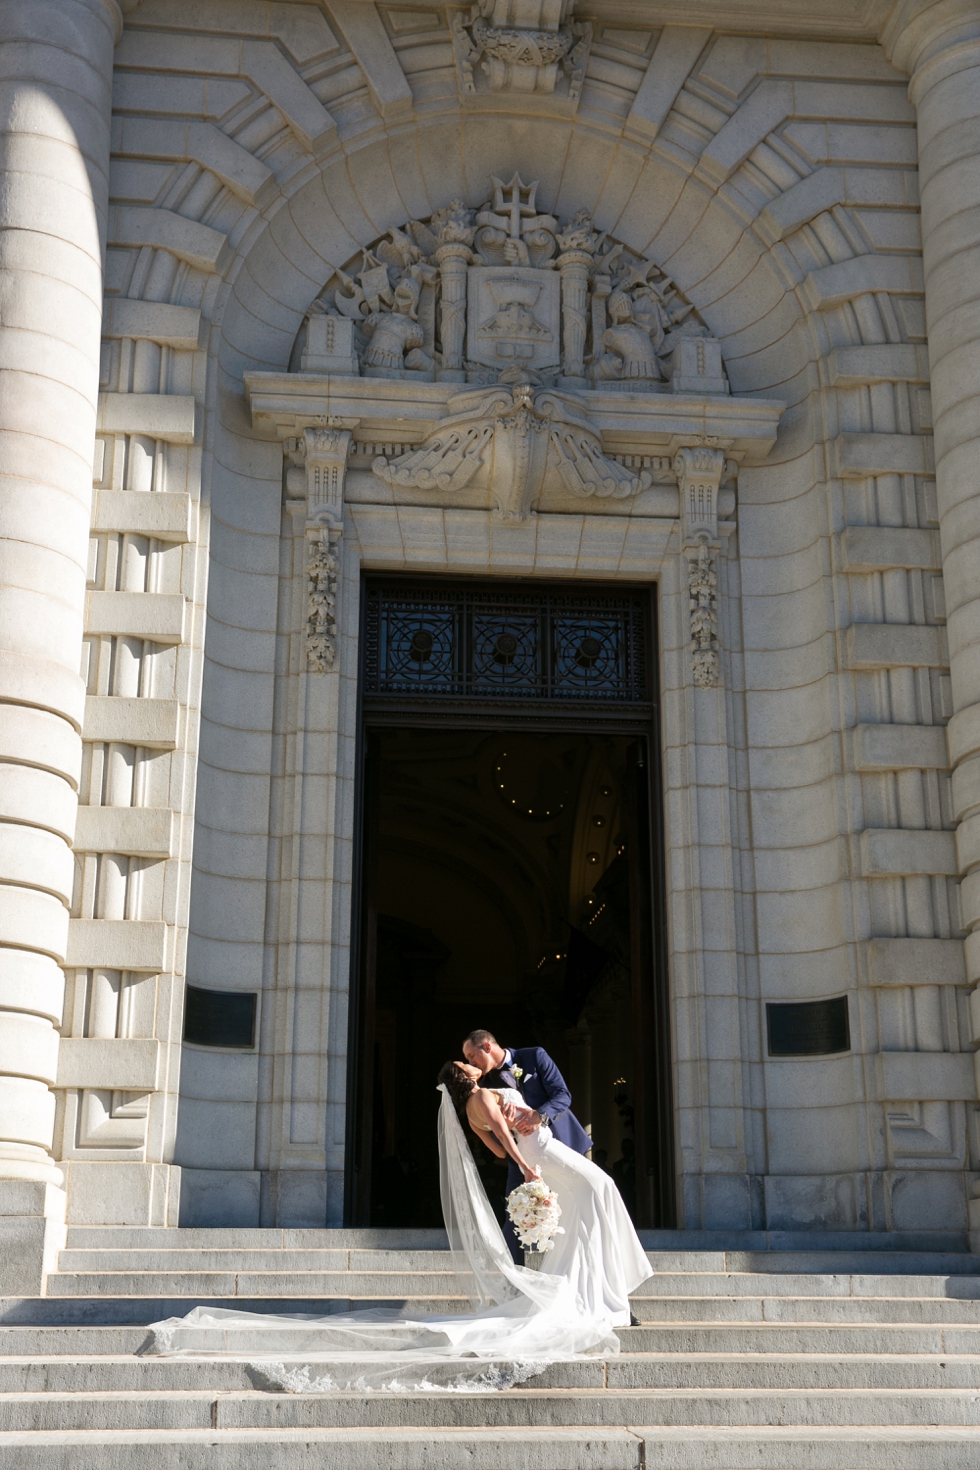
[512,1109,542,1136]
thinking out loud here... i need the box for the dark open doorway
[347,579,673,1230]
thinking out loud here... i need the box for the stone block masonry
[0,0,979,1266]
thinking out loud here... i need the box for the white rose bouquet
[506,1178,564,1252]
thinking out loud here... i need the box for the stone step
[632,1295,980,1323]
[55,1237,980,1278]
[41,1270,980,1311]
[0,1426,644,1470]
[60,1225,974,1254]
[2,1386,980,1432]
[627,1323,980,1353]
[15,1289,980,1325]
[50,1253,980,1297]
[0,1352,978,1393]
[63,1228,451,1250]
[0,1297,470,1325]
[7,1320,980,1355]
[640,1426,980,1468]
[46,1271,466,1298]
[0,1425,975,1470]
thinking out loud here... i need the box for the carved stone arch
[189,107,826,1229]
[211,125,810,400]
[287,187,734,391]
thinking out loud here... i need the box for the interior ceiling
[377,729,624,1001]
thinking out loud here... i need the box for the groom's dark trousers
[480,1046,591,1263]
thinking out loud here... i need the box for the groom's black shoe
[629,1313,640,1327]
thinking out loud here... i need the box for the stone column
[0,0,117,1288]
[556,249,591,385]
[882,11,980,970]
[434,243,471,381]
[882,2,980,1236]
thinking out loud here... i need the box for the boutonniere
[512,1066,524,1081]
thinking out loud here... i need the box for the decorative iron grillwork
[363,581,650,713]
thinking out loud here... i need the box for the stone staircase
[1,1227,979,1466]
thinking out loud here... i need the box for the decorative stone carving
[556,209,601,384]
[674,444,727,545]
[285,422,354,672]
[302,309,358,374]
[687,543,720,689]
[306,527,340,673]
[671,336,729,396]
[301,426,350,525]
[297,170,728,397]
[372,385,648,522]
[675,445,727,689]
[452,0,592,105]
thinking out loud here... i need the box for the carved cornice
[581,0,892,39]
[325,0,891,41]
[247,372,784,471]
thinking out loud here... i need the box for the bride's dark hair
[438,1060,476,1118]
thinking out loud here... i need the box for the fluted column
[0,0,117,1213]
[881,4,980,1065]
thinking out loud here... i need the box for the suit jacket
[481,1046,591,1156]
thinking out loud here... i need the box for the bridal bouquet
[506,1178,564,1252]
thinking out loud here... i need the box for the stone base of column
[0,1181,67,1296]
[60,1162,181,1227]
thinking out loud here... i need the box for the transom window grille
[363,581,651,719]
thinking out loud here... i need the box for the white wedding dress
[143,1085,651,1392]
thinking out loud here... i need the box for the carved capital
[673,444,726,546]
[303,425,353,527]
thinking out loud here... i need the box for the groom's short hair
[465,1029,497,1048]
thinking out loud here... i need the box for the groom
[462,1028,591,1263]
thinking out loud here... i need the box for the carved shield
[466,266,560,373]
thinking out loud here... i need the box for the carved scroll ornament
[372,385,649,522]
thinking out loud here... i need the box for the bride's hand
[522,1164,541,1183]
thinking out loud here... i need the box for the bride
[441,1060,650,1329]
[143,1059,652,1392]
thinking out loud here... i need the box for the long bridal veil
[142,1086,619,1392]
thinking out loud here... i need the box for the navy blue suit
[480,1046,590,1262]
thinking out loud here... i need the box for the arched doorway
[347,575,673,1228]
